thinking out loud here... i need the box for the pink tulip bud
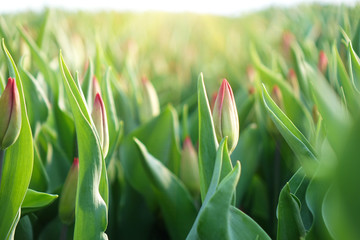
[92,93,109,157]
[212,79,239,153]
[318,50,328,74]
[139,76,160,123]
[59,158,79,225]
[0,78,21,150]
[180,137,200,196]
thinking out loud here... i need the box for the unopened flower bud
[287,68,300,98]
[318,50,328,74]
[246,65,256,83]
[92,93,109,157]
[59,158,79,225]
[212,79,239,154]
[180,137,200,196]
[139,76,160,123]
[272,85,284,110]
[0,78,21,150]
[282,31,295,58]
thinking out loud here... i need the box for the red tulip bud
[92,93,109,157]
[0,78,21,150]
[212,79,239,153]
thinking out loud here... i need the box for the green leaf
[29,144,49,192]
[232,124,263,204]
[0,39,34,239]
[18,26,57,98]
[120,105,181,203]
[261,84,317,163]
[347,42,360,92]
[251,45,314,138]
[102,68,122,164]
[59,52,108,240]
[306,63,349,151]
[81,59,94,110]
[134,138,197,240]
[277,183,306,240]
[228,206,271,240]
[14,215,33,240]
[188,138,269,240]
[20,65,50,133]
[332,43,359,112]
[21,189,58,215]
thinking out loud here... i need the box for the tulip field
[1,5,360,239]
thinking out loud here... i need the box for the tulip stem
[60,224,68,240]
[0,149,4,187]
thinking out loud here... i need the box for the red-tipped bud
[287,68,300,98]
[212,79,239,154]
[92,93,109,157]
[272,85,284,110]
[0,78,21,150]
[139,76,160,123]
[318,50,328,74]
[59,158,79,225]
[180,137,200,196]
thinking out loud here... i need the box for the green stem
[0,149,4,188]
[60,224,68,240]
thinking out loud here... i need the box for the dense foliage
[0,4,359,239]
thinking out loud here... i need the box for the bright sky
[0,0,357,15]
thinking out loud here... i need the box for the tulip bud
[180,137,200,196]
[272,85,284,110]
[282,31,295,59]
[92,93,109,157]
[138,76,160,123]
[0,78,21,150]
[246,65,256,83]
[287,68,300,99]
[318,50,328,74]
[248,86,255,95]
[59,158,79,225]
[212,79,239,154]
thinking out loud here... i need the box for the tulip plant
[0,5,360,240]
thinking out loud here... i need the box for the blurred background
[1,0,357,15]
